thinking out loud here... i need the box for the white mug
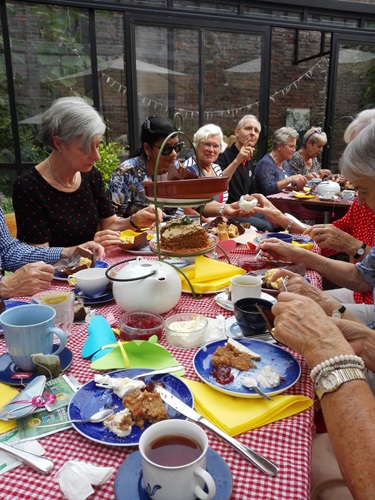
[230,275,262,303]
[341,190,355,200]
[68,268,109,298]
[139,420,216,500]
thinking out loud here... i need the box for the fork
[131,366,183,379]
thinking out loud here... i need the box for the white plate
[318,195,338,201]
[215,291,276,311]
[122,246,154,256]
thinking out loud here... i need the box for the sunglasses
[153,141,184,156]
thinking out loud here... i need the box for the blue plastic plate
[68,369,194,447]
[193,338,300,398]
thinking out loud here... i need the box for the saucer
[225,316,276,343]
[73,288,114,305]
[0,346,73,386]
[54,260,109,281]
[215,291,276,311]
[114,448,232,500]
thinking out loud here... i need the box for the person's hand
[272,292,355,368]
[249,193,286,223]
[332,319,375,372]
[0,262,54,298]
[237,138,254,164]
[94,229,123,249]
[222,202,243,217]
[319,169,331,178]
[258,238,303,263]
[77,241,105,260]
[132,206,163,229]
[305,224,361,256]
[288,174,307,189]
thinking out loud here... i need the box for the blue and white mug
[0,304,67,372]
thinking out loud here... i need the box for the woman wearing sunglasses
[106,115,185,221]
[13,97,162,249]
[289,127,331,180]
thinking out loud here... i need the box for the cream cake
[160,216,210,252]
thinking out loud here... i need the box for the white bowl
[164,313,208,348]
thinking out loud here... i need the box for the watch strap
[315,367,367,400]
[354,242,366,259]
[331,305,346,318]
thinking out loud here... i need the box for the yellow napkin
[180,255,245,293]
[0,383,19,434]
[183,378,313,437]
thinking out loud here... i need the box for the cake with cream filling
[160,216,210,252]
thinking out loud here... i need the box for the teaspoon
[242,376,273,401]
[37,408,114,428]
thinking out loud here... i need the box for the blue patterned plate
[68,368,194,447]
[194,338,300,398]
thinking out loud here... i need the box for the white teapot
[106,257,182,314]
[316,180,341,199]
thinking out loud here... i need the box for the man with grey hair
[216,115,275,231]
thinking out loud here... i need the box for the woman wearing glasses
[107,115,184,222]
[254,127,307,195]
[289,127,331,179]
[13,97,161,249]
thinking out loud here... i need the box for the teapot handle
[105,258,157,282]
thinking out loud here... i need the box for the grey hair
[272,127,299,149]
[343,108,375,144]
[39,96,106,152]
[340,122,375,180]
[303,127,327,146]
[193,124,224,151]
[237,114,261,132]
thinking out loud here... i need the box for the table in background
[268,191,353,224]
[0,246,318,500]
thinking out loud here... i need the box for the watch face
[332,311,341,319]
[357,247,365,256]
[321,372,338,391]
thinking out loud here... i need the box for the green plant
[95,141,124,187]
[0,193,14,214]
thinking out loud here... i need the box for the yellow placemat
[180,255,245,293]
[183,378,313,437]
[0,383,19,434]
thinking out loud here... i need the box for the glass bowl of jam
[120,311,164,341]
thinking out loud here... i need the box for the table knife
[0,441,54,475]
[156,387,279,477]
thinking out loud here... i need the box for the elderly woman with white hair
[13,97,161,249]
[254,127,307,195]
[183,123,228,203]
[289,127,331,179]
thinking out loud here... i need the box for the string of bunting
[102,56,328,118]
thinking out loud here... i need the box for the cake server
[156,387,279,477]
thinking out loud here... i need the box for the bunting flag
[101,57,328,119]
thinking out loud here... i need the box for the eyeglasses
[201,142,220,150]
[153,141,184,156]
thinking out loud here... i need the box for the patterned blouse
[183,157,228,203]
[289,151,321,176]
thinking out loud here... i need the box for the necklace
[270,152,281,168]
[48,156,78,189]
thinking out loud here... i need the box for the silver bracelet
[219,203,226,216]
[285,218,293,233]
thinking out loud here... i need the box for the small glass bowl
[119,311,164,342]
[237,255,267,273]
[164,313,208,348]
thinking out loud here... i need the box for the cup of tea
[139,419,216,500]
[68,268,109,298]
[341,189,355,200]
[0,304,67,371]
[234,297,274,335]
[230,275,262,303]
[31,291,75,337]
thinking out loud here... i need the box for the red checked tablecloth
[0,246,318,500]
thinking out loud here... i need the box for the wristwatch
[354,242,366,260]
[331,305,346,318]
[315,367,366,400]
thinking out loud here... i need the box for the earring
[147,156,150,160]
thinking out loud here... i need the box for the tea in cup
[31,291,75,337]
[0,304,67,371]
[68,268,109,298]
[139,419,216,500]
[230,275,262,303]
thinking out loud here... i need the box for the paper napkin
[0,384,19,434]
[180,255,245,293]
[90,340,185,376]
[183,378,313,437]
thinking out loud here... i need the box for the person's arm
[250,193,308,232]
[258,239,373,292]
[220,139,254,180]
[272,293,375,499]
[0,262,55,298]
